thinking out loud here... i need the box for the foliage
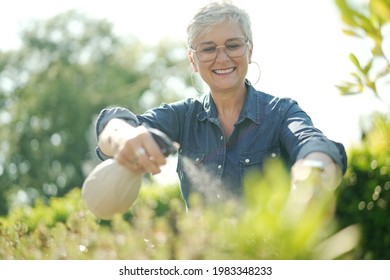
[335,113,390,259]
[0,161,360,260]
[0,11,190,215]
[334,0,390,107]
[334,0,390,259]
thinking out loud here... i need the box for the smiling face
[188,21,252,94]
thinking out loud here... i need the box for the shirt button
[220,136,224,140]
[245,158,250,163]
[217,164,222,169]
[195,158,200,162]
[271,153,276,158]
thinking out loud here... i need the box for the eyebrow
[197,41,214,45]
[197,37,244,46]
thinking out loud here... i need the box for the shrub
[336,113,390,259]
[0,161,360,260]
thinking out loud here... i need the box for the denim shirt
[95,84,347,206]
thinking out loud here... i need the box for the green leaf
[335,0,360,27]
[355,13,376,34]
[371,43,383,56]
[370,0,390,22]
[351,72,363,86]
[335,82,356,95]
[342,28,364,38]
[363,58,374,75]
[349,53,362,71]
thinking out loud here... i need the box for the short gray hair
[186,1,252,49]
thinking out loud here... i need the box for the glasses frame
[190,37,250,62]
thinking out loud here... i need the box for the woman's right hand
[98,118,167,175]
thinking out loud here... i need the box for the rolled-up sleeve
[95,107,140,160]
[296,138,347,174]
[281,101,347,174]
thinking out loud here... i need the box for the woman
[95,1,347,207]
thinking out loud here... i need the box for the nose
[215,46,229,62]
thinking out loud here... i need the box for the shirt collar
[197,93,218,123]
[197,83,261,125]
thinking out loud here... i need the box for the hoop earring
[191,71,207,93]
[245,61,261,86]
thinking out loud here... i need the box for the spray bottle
[82,127,177,220]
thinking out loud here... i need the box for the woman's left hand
[291,152,343,192]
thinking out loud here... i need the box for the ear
[187,50,199,72]
[248,42,253,64]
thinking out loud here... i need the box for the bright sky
[1,0,388,149]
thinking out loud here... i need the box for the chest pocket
[239,146,281,176]
[178,148,206,168]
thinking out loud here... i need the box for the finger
[173,142,180,150]
[133,146,162,174]
[116,158,144,174]
[137,154,162,175]
[116,149,146,174]
[124,144,161,175]
[291,160,311,183]
[142,133,167,166]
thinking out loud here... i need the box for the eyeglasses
[190,38,249,62]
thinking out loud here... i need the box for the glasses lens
[194,38,248,62]
[195,43,216,62]
[225,38,247,57]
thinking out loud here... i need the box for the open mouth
[212,67,236,74]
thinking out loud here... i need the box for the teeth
[214,68,234,74]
